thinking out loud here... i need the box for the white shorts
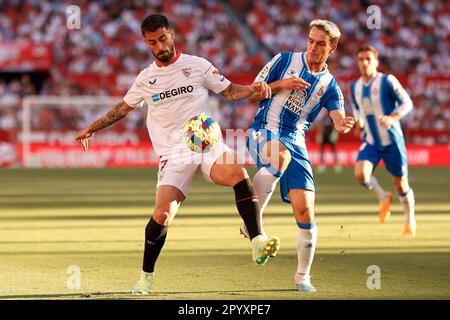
[156,141,232,196]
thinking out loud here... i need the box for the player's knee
[354,169,365,184]
[152,209,172,226]
[394,177,409,193]
[228,166,248,186]
[295,206,315,222]
[277,150,291,171]
[269,150,291,172]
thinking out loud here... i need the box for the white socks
[252,167,281,235]
[296,221,317,283]
[366,177,416,226]
[251,234,268,245]
[365,176,387,201]
[253,167,319,284]
[399,189,415,225]
[141,271,154,277]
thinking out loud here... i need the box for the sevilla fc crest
[182,68,192,78]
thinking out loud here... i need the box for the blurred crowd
[231,0,450,76]
[230,0,449,143]
[0,0,258,76]
[0,0,448,144]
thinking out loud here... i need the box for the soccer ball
[183,113,221,153]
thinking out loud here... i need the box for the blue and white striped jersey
[350,73,413,147]
[251,52,344,148]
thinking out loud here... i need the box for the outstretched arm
[248,77,311,102]
[329,109,355,134]
[75,100,134,151]
[219,82,271,101]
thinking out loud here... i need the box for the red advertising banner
[307,142,450,166]
[0,43,52,71]
[9,142,450,168]
[17,143,159,168]
[0,142,17,167]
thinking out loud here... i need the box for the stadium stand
[0,0,448,151]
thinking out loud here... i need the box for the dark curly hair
[141,14,171,36]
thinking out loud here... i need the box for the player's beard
[154,44,175,63]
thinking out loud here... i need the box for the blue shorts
[247,128,315,204]
[357,141,408,177]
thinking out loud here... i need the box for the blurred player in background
[314,110,341,173]
[75,14,280,294]
[242,20,354,292]
[350,45,416,238]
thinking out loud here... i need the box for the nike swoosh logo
[149,79,156,85]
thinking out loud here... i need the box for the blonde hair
[310,19,341,45]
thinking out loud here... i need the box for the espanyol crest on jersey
[252,51,344,148]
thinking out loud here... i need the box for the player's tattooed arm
[75,100,134,151]
[248,77,310,102]
[87,100,134,132]
[220,82,271,101]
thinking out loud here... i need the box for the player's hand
[378,115,395,128]
[338,116,355,134]
[75,128,94,151]
[250,81,272,99]
[280,77,311,91]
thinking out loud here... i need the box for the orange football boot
[403,223,416,238]
[379,192,393,223]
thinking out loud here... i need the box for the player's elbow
[398,101,413,118]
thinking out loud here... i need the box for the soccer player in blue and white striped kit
[242,20,355,292]
[350,45,416,238]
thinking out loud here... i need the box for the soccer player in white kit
[350,45,416,238]
[75,14,280,294]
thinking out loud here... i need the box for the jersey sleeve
[321,79,344,113]
[386,74,413,117]
[123,73,145,108]
[349,81,361,121]
[254,53,284,83]
[199,58,231,94]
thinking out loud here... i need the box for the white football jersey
[123,52,231,156]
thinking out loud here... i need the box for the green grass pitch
[0,167,449,300]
